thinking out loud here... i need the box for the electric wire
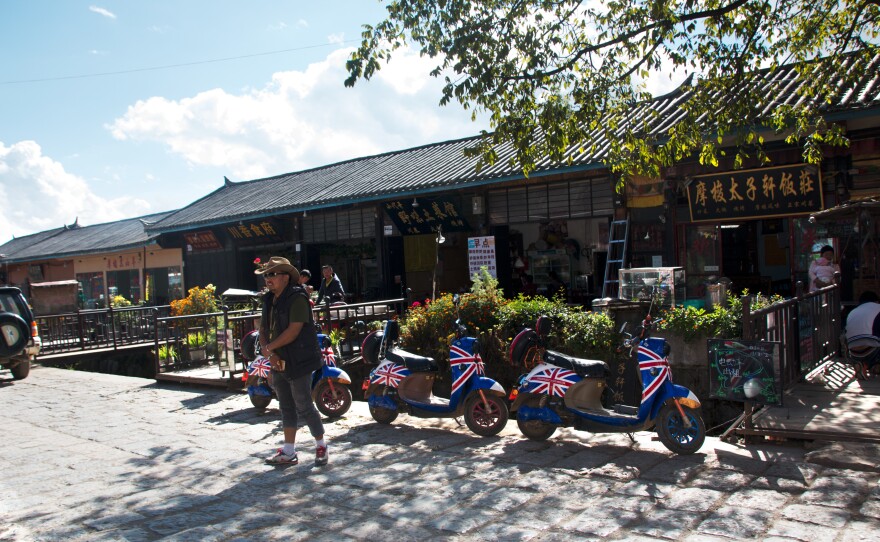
[0,40,360,85]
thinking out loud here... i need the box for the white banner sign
[468,236,497,279]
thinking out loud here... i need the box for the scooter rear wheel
[314,380,352,418]
[463,393,509,437]
[656,403,706,455]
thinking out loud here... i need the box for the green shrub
[656,290,785,342]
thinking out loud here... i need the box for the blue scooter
[508,303,705,454]
[241,330,353,417]
[361,296,509,436]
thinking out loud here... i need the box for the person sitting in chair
[845,291,880,378]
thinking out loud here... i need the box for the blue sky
[0,2,683,243]
[0,1,496,241]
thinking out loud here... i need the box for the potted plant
[186,332,207,361]
[158,343,178,365]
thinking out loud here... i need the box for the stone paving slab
[1,366,879,541]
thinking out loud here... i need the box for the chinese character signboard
[224,219,284,245]
[687,164,823,222]
[183,231,223,251]
[384,197,470,235]
[468,236,497,279]
[708,339,782,406]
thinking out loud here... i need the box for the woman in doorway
[809,245,840,292]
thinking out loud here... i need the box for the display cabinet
[528,249,573,296]
[618,267,686,306]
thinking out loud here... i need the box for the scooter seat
[544,350,610,379]
[386,348,439,373]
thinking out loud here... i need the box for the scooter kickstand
[454,417,465,427]
[626,433,636,443]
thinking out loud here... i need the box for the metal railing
[36,305,171,354]
[730,281,842,440]
[741,281,842,390]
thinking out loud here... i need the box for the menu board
[708,339,782,405]
[468,236,497,279]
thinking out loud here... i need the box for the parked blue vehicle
[241,330,353,417]
[361,295,509,436]
[508,301,706,455]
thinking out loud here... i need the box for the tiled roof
[149,53,880,234]
[0,212,174,263]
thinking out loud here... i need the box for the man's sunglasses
[263,272,284,278]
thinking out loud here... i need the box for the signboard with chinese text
[708,339,782,405]
[183,231,223,251]
[384,197,470,235]
[468,236,497,279]
[687,164,823,222]
[105,252,143,271]
[224,219,284,245]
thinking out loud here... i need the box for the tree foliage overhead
[345,0,880,179]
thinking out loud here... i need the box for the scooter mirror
[619,322,628,334]
[536,316,552,336]
[453,293,460,305]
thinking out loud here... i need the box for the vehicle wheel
[464,393,509,437]
[0,312,29,358]
[249,393,272,409]
[369,404,398,424]
[516,398,556,441]
[368,386,399,424]
[656,403,706,455]
[246,374,272,409]
[10,360,30,380]
[314,380,352,418]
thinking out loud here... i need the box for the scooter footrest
[613,404,639,416]
[544,350,610,378]
[386,348,438,373]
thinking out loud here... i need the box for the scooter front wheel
[246,375,273,410]
[656,403,706,455]
[463,393,509,437]
[369,404,399,424]
[314,380,352,418]
[516,398,556,441]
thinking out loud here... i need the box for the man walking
[255,256,328,466]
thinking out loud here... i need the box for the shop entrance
[679,219,793,302]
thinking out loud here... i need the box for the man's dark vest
[262,284,321,379]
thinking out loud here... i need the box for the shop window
[548,184,569,219]
[678,224,721,299]
[107,269,140,305]
[489,178,613,225]
[146,266,182,306]
[76,272,104,309]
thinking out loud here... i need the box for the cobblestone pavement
[1,366,878,541]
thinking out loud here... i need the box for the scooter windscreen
[240,330,260,362]
[509,327,540,368]
[361,330,384,365]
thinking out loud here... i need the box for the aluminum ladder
[602,218,630,298]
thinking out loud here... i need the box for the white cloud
[89,6,116,19]
[108,47,487,180]
[0,141,150,241]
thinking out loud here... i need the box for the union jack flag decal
[370,361,408,388]
[638,345,669,403]
[322,346,336,367]
[450,345,485,395]
[530,367,578,397]
[248,357,272,379]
